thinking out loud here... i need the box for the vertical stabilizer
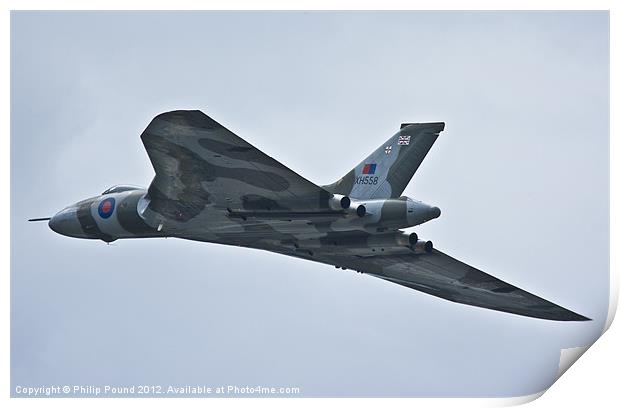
[323,122,445,199]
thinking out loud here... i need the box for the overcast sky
[11,11,609,397]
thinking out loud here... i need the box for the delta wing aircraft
[30,110,589,321]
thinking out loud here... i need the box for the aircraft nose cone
[430,206,441,219]
[49,207,83,237]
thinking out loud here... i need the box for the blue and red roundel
[98,197,116,219]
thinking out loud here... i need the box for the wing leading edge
[139,110,335,230]
[315,249,589,321]
[138,110,588,321]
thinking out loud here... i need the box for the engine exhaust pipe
[356,204,366,217]
[411,240,433,254]
[329,194,351,211]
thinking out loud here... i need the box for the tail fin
[323,122,445,199]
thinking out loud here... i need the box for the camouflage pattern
[323,122,444,199]
[44,110,589,322]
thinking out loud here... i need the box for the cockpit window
[101,185,140,195]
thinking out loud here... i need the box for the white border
[3,1,616,407]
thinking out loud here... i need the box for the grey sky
[11,11,609,397]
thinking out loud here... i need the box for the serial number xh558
[30,110,589,322]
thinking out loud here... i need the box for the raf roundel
[37,110,591,322]
[98,197,116,219]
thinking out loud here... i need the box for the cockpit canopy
[101,185,141,195]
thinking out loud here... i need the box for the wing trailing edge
[314,248,590,321]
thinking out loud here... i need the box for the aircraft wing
[139,110,335,229]
[315,248,589,321]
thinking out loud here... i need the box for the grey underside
[138,110,588,321]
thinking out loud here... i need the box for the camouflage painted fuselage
[44,110,589,322]
[50,186,439,260]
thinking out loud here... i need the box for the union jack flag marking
[398,135,411,145]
